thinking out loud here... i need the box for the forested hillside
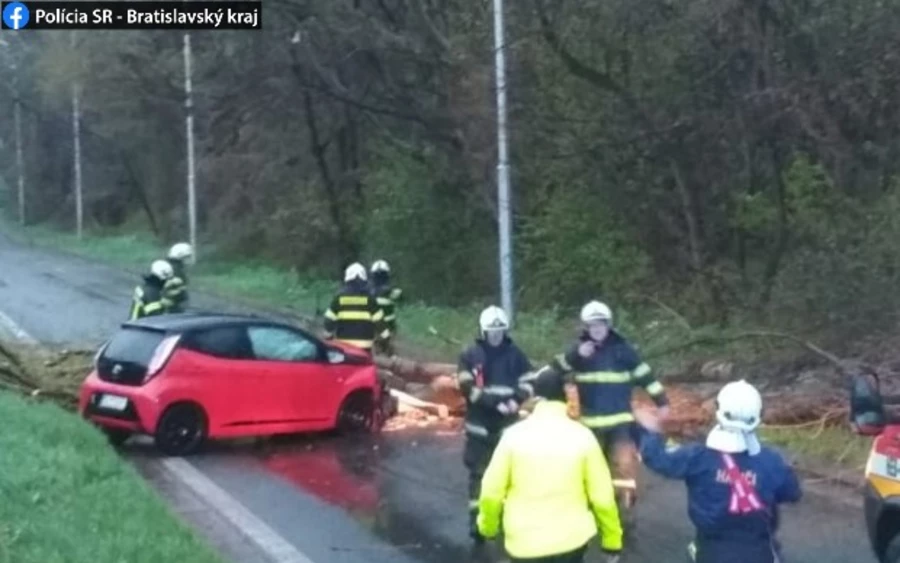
[2,0,900,342]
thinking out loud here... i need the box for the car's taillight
[144,334,181,383]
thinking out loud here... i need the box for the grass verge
[0,391,224,563]
[1,221,795,368]
[760,424,872,481]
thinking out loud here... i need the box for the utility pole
[182,32,197,255]
[13,65,25,226]
[71,31,84,238]
[492,0,514,322]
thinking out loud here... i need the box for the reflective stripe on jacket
[371,284,401,330]
[162,259,189,311]
[477,400,624,558]
[456,337,533,440]
[322,281,385,350]
[130,281,168,320]
[549,330,667,429]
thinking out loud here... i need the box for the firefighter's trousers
[463,435,499,538]
[592,424,640,525]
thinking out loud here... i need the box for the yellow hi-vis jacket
[477,400,623,558]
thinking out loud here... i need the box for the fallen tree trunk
[0,336,852,432]
[375,356,456,384]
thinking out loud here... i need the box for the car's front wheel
[337,392,375,433]
[155,403,207,456]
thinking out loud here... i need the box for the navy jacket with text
[639,429,802,543]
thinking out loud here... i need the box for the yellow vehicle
[850,370,900,563]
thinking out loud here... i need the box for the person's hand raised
[634,406,661,433]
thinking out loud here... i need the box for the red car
[79,313,394,456]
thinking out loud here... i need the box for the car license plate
[98,394,128,411]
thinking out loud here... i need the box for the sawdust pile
[380,356,850,435]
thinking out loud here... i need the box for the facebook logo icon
[2,2,31,30]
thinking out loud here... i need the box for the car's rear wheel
[103,428,132,447]
[155,403,207,456]
[338,392,375,433]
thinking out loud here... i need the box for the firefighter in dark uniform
[163,242,193,313]
[542,300,669,534]
[369,259,402,356]
[323,262,386,353]
[130,260,174,320]
[634,380,802,563]
[455,305,534,543]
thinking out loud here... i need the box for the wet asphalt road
[0,233,877,563]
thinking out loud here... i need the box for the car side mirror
[326,348,346,364]
[850,370,887,436]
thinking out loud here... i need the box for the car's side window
[247,326,320,362]
[181,326,253,360]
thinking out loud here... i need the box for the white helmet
[150,259,175,280]
[168,242,194,262]
[580,300,613,324]
[371,259,390,273]
[344,262,367,282]
[479,305,510,332]
[715,379,763,433]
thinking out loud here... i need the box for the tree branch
[407,0,451,54]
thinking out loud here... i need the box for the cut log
[375,355,456,384]
[390,389,449,418]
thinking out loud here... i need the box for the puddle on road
[249,430,505,563]
[258,435,381,518]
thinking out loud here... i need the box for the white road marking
[161,457,317,563]
[0,308,38,344]
[0,305,315,563]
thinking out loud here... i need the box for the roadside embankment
[0,390,226,563]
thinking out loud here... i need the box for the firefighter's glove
[578,340,596,358]
[497,399,519,416]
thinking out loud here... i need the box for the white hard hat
[580,300,613,324]
[168,242,194,261]
[151,259,175,280]
[479,305,510,332]
[715,379,763,433]
[344,262,367,282]
[371,259,390,273]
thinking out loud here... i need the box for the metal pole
[493,0,514,322]
[71,31,84,238]
[13,79,24,226]
[183,32,197,255]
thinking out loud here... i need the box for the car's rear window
[102,327,166,367]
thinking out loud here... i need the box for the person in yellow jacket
[477,368,624,563]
